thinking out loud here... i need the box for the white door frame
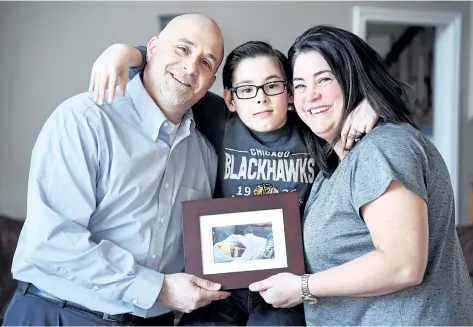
[353,6,462,223]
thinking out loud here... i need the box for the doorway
[353,6,462,222]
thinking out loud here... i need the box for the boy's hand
[341,99,379,150]
[89,44,137,105]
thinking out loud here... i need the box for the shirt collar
[126,73,195,141]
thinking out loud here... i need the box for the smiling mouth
[309,105,331,114]
[170,73,192,88]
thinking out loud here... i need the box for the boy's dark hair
[222,41,292,97]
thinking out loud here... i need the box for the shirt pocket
[173,186,210,226]
[177,185,211,202]
[170,187,210,242]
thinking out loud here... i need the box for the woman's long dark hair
[288,25,415,176]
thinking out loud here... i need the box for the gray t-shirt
[303,123,473,325]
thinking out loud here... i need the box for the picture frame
[182,192,305,290]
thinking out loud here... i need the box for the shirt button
[160,216,165,223]
[93,286,100,291]
[164,183,169,189]
[152,254,157,260]
[132,299,138,305]
[163,122,168,127]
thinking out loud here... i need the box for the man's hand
[249,273,302,308]
[89,44,138,105]
[341,98,379,150]
[157,273,230,313]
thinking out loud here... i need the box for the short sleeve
[349,124,428,218]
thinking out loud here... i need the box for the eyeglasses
[230,81,287,99]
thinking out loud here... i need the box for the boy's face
[224,57,290,133]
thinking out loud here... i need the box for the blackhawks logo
[253,183,280,195]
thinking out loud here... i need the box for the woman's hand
[341,99,379,149]
[88,44,141,105]
[249,273,302,308]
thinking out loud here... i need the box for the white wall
[0,1,472,223]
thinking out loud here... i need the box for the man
[3,14,229,326]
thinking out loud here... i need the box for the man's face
[146,19,223,110]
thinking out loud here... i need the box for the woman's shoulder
[344,122,435,175]
[364,122,423,141]
[354,123,427,154]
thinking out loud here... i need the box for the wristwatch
[301,274,318,304]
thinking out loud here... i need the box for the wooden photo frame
[182,192,305,290]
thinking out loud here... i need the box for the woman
[249,25,473,325]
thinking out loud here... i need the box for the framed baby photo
[182,192,305,290]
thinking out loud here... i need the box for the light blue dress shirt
[11,74,217,317]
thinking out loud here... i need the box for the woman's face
[224,56,289,133]
[292,51,344,142]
